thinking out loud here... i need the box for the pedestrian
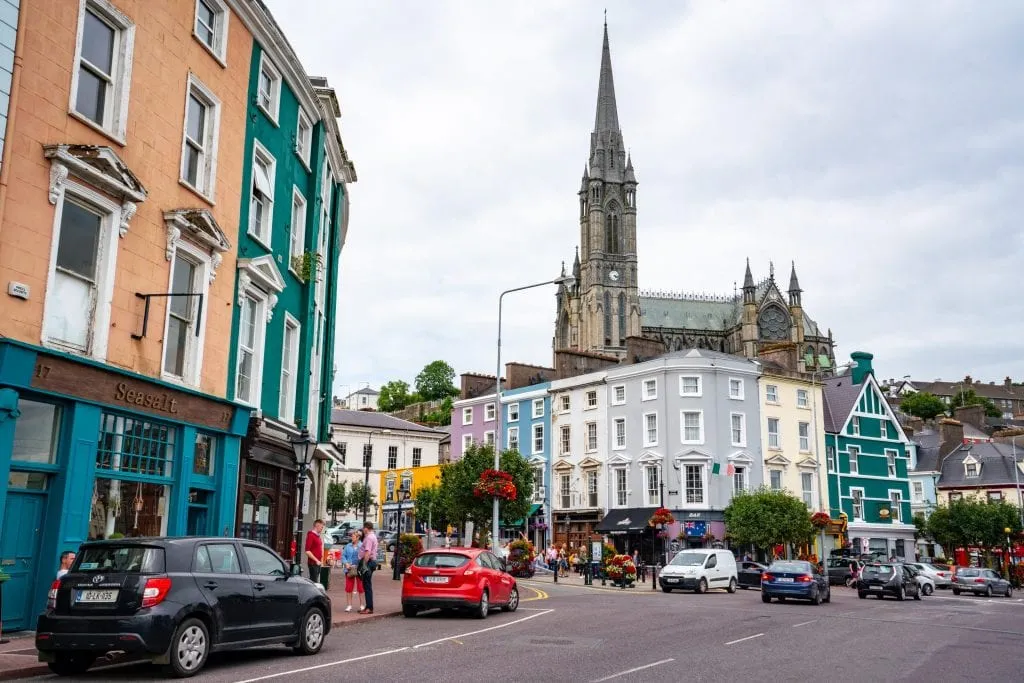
[56,550,76,579]
[358,521,379,614]
[305,519,325,583]
[342,531,364,613]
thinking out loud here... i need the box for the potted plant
[394,533,423,574]
[604,554,638,587]
[810,512,831,529]
[507,539,536,578]
[648,507,675,527]
[473,469,517,501]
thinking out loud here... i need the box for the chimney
[964,375,973,386]
[953,405,986,432]
[850,351,874,385]
[1006,377,1013,388]
[938,418,964,457]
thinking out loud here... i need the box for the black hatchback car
[857,562,921,601]
[36,537,332,678]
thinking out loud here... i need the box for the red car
[401,548,519,619]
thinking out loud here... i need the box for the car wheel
[47,653,97,676]
[985,585,992,598]
[476,589,489,619]
[922,583,933,596]
[761,592,771,603]
[502,586,520,612]
[662,586,673,593]
[823,586,831,603]
[1006,586,1013,598]
[896,586,904,601]
[811,586,821,606]
[402,604,418,618]
[727,578,737,594]
[695,578,708,594]
[165,617,209,678]
[858,591,867,599]
[952,588,960,595]
[293,607,326,655]
[914,589,922,601]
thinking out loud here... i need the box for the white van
[658,549,738,593]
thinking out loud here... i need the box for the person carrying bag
[358,522,378,614]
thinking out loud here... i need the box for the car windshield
[957,568,980,577]
[769,561,812,574]
[863,564,894,577]
[827,558,852,568]
[670,553,708,567]
[75,545,165,573]
[413,553,470,569]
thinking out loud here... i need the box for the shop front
[596,507,657,562]
[0,341,248,632]
[553,509,603,553]
[848,521,919,561]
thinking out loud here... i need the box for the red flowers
[605,554,638,581]
[648,507,675,527]
[810,512,831,528]
[473,469,518,501]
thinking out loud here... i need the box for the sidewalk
[521,565,663,592]
[0,568,403,681]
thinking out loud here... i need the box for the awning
[595,507,658,533]
[504,504,543,528]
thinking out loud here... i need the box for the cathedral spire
[743,258,754,290]
[788,261,801,293]
[594,20,620,134]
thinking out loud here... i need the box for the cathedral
[553,23,835,372]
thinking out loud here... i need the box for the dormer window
[965,462,978,478]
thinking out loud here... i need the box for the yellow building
[378,464,443,534]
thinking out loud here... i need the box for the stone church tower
[554,22,641,358]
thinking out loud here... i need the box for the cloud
[264,0,1024,396]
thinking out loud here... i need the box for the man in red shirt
[305,519,325,582]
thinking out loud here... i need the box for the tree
[436,443,534,536]
[414,360,460,402]
[326,482,347,523]
[346,482,376,518]
[901,392,948,420]
[723,488,814,554]
[414,484,444,532]
[925,497,1022,556]
[949,388,1002,419]
[378,380,415,413]
[421,396,454,426]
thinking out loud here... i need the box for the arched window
[618,292,626,342]
[758,305,790,341]
[558,310,571,348]
[604,291,612,345]
[605,212,620,254]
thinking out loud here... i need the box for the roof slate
[330,409,443,435]
[822,375,864,433]
[937,441,1021,488]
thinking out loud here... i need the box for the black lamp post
[393,487,412,580]
[290,428,318,575]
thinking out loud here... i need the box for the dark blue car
[761,560,831,605]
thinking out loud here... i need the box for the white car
[658,549,738,594]
[911,570,936,596]
[908,562,953,589]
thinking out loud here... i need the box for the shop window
[257,465,273,489]
[96,413,175,477]
[244,460,257,486]
[89,479,169,540]
[193,433,215,476]
[12,400,62,464]
[240,491,274,546]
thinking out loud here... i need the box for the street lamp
[492,269,575,551]
[290,428,318,575]
[393,486,412,580]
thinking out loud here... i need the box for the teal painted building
[227,19,354,558]
[823,352,916,560]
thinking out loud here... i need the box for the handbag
[346,565,359,579]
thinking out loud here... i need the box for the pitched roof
[329,409,443,435]
[821,375,864,433]
[912,380,1021,402]
[937,441,1020,489]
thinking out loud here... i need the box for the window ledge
[295,150,312,173]
[247,230,272,252]
[179,179,216,206]
[193,33,228,68]
[69,111,126,146]
[257,103,280,127]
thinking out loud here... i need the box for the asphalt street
[12,583,1024,682]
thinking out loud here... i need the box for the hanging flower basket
[473,469,517,501]
[648,507,675,527]
[604,554,637,585]
[507,539,536,578]
[529,521,548,531]
[810,512,831,529]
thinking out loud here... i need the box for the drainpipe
[0,4,27,231]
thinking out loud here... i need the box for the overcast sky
[265,0,1024,397]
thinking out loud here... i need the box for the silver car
[952,567,1013,598]
[907,562,953,588]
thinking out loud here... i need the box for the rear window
[769,562,813,574]
[75,545,165,573]
[863,564,894,577]
[413,553,470,569]
[957,568,980,577]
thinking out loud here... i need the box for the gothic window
[605,213,620,254]
[618,292,626,342]
[758,305,790,341]
[558,310,570,349]
[604,291,612,345]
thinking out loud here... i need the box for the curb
[0,664,48,681]
[331,610,401,628]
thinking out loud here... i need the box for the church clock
[607,270,620,282]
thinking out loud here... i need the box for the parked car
[826,557,862,586]
[737,561,767,589]
[401,548,519,619]
[326,522,359,544]
[36,537,331,678]
[658,549,738,594]
[952,567,1013,597]
[907,562,951,590]
[908,567,935,595]
[760,560,831,605]
[379,531,399,552]
[857,563,921,601]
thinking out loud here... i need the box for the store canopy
[504,503,543,528]
[596,507,658,533]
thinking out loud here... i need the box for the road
[13,582,1024,682]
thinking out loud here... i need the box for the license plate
[777,577,794,583]
[665,578,678,583]
[870,585,882,590]
[76,589,119,603]
[424,576,449,584]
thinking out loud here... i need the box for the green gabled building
[823,352,916,560]
[227,2,355,558]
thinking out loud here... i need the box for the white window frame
[796,389,809,408]
[680,410,704,445]
[728,377,744,400]
[462,434,473,452]
[462,407,473,426]
[248,141,276,248]
[886,449,898,478]
[765,384,778,403]
[730,412,746,447]
[69,0,135,142]
[611,385,626,405]
[643,412,658,447]
[288,188,306,275]
[613,467,628,507]
[507,426,519,452]
[801,472,815,508]
[234,287,267,406]
[559,394,570,413]
[295,108,313,168]
[733,465,747,495]
[193,0,229,65]
[613,417,626,449]
[645,465,661,507]
[987,491,1002,502]
[160,240,211,386]
[586,390,598,409]
[42,180,121,361]
[888,490,902,522]
[256,52,282,124]
[769,469,782,490]
[532,399,544,418]
[851,416,861,436]
[485,403,496,422]
[179,74,221,200]
[642,378,658,401]
[911,481,924,503]
[559,425,571,456]
[683,464,706,505]
[680,375,702,397]
[507,403,519,422]
[559,474,571,509]
[965,462,978,478]
[484,430,495,446]
[767,417,781,450]
[532,424,544,455]
[851,488,865,520]
[848,446,860,475]
[798,421,810,453]
[585,422,598,452]
[586,470,599,508]
[826,445,836,472]
[278,313,300,423]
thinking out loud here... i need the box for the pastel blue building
[500,382,551,547]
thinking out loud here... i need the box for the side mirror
[289,561,301,577]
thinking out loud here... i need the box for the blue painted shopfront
[0,341,249,632]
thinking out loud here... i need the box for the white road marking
[232,648,411,683]
[591,658,675,682]
[792,620,817,628]
[725,632,765,645]
[412,608,555,648]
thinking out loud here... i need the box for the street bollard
[652,564,658,591]
[554,564,558,583]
